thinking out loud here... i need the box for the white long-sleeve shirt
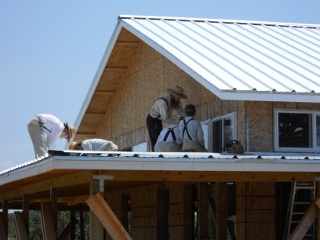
[148,93,185,124]
[154,125,183,152]
[37,114,65,150]
[81,139,117,151]
[179,117,205,147]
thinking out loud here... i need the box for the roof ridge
[118,15,320,28]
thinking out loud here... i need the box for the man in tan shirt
[146,86,187,152]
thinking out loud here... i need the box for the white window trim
[274,109,320,153]
[202,112,237,152]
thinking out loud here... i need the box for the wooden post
[199,183,210,240]
[184,185,195,240]
[317,182,320,240]
[0,200,8,239]
[50,185,58,232]
[86,193,132,240]
[13,211,28,240]
[89,178,104,240]
[40,202,57,240]
[217,182,228,240]
[22,194,29,238]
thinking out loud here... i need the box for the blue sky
[0,0,319,172]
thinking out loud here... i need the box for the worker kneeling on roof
[69,139,118,151]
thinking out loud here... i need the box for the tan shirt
[148,93,185,124]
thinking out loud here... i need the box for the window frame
[274,109,320,152]
[202,112,237,152]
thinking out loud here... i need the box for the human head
[69,140,83,150]
[185,104,196,117]
[166,86,188,99]
[61,122,76,142]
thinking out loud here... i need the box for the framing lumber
[13,211,28,240]
[86,192,132,240]
[57,214,78,240]
[289,198,320,240]
[0,212,7,240]
[40,202,57,240]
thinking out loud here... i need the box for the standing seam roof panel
[120,16,320,102]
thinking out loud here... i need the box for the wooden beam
[289,198,320,240]
[40,202,57,240]
[13,211,28,240]
[92,170,319,183]
[86,193,132,240]
[0,171,93,201]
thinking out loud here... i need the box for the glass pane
[317,116,320,147]
[223,118,233,145]
[278,113,311,148]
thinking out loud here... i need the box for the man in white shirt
[69,139,118,151]
[179,104,207,152]
[28,114,76,158]
[147,86,187,152]
[155,124,183,152]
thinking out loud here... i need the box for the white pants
[27,117,48,159]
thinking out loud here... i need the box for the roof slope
[119,15,320,102]
[75,15,320,139]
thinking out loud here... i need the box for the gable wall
[246,101,320,152]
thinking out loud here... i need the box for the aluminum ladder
[286,182,316,240]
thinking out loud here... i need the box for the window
[275,110,320,152]
[202,112,236,152]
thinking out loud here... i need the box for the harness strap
[163,128,176,142]
[38,120,52,133]
[183,118,193,140]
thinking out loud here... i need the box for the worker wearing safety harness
[179,104,207,152]
[154,124,183,152]
[147,86,187,152]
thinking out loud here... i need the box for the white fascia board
[218,90,320,103]
[73,20,123,130]
[1,156,320,186]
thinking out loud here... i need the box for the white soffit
[119,15,320,102]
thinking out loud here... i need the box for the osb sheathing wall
[236,182,275,240]
[103,182,186,240]
[95,41,249,150]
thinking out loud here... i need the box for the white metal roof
[118,15,320,102]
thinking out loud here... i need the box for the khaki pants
[27,117,48,159]
[183,140,208,152]
[106,143,119,151]
[156,141,182,152]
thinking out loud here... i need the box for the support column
[317,182,320,240]
[216,182,228,240]
[89,178,104,240]
[50,185,58,232]
[0,200,8,239]
[23,194,29,238]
